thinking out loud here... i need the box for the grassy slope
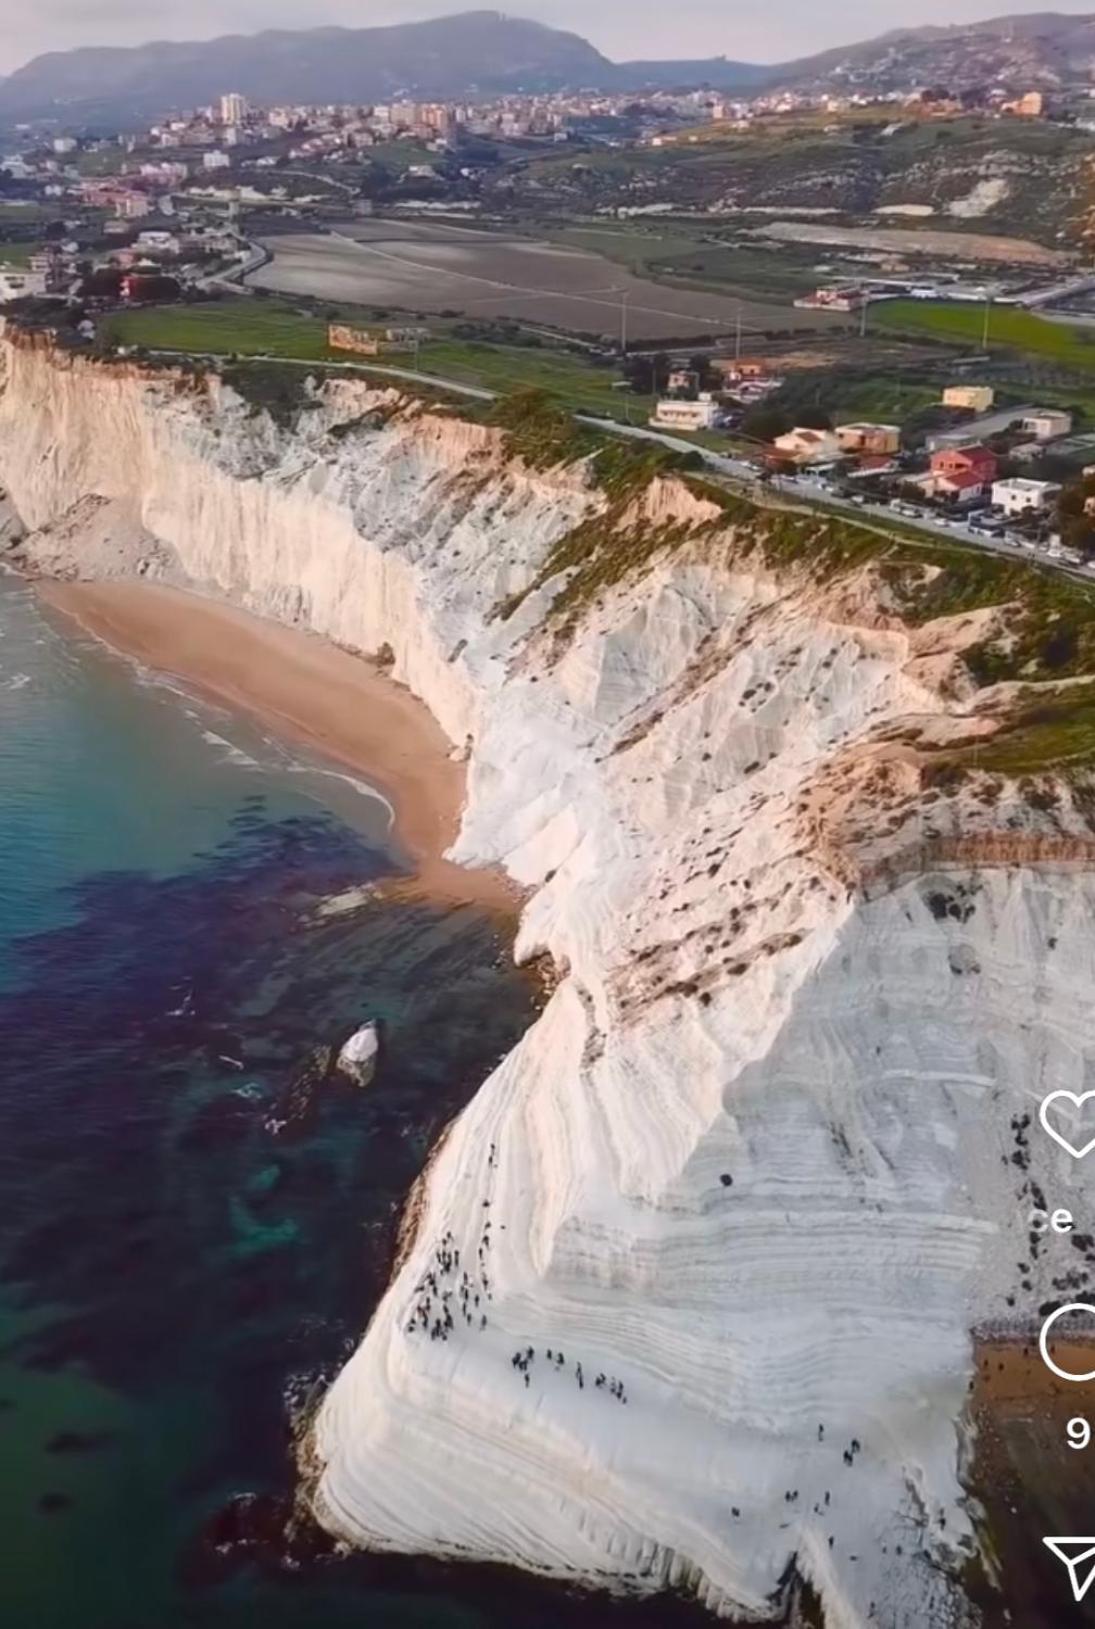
[417,339,627,416]
[730,506,1095,775]
[517,115,1093,245]
[103,300,641,419]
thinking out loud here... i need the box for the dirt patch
[251,219,842,342]
[752,219,1066,266]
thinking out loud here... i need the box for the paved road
[196,235,272,295]
[143,347,496,400]
[780,467,1090,579]
[576,414,1094,583]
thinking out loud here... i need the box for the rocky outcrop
[2,332,1093,1628]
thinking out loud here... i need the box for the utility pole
[620,291,629,359]
[982,293,992,351]
[735,301,743,362]
[860,296,869,341]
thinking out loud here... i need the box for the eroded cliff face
[3,334,1094,1628]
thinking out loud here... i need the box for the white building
[219,92,249,126]
[650,396,722,431]
[0,266,48,303]
[140,162,190,187]
[992,477,1061,516]
[203,151,232,171]
[1021,408,1072,442]
[136,230,181,256]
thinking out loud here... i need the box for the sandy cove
[39,578,522,916]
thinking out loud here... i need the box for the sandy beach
[39,579,520,914]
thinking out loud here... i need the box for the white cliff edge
[2,334,1093,1628]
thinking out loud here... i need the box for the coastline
[37,578,521,915]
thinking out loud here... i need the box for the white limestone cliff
[3,332,1093,1628]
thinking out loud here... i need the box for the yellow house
[943,385,995,412]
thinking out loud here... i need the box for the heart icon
[1040,1091,1095,1161]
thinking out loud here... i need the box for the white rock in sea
[3,331,1095,1626]
[337,1021,379,1087]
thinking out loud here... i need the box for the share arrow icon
[1044,1537,1095,1603]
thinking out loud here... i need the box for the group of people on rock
[508,1345,629,1404]
[595,1373,628,1403]
[402,1143,632,1411]
[405,1221,493,1341]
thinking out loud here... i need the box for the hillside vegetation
[502,118,1095,245]
[488,392,1095,777]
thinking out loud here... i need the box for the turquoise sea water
[0,577,706,1629]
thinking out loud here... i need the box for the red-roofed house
[930,444,998,486]
[922,443,998,502]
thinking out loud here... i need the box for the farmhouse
[1021,408,1072,442]
[650,397,722,431]
[835,422,901,456]
[328,323,423,356]
[773,427,842,464]
[942,384,994,412]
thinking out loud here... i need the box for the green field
[366,140,440,170]
[104,301,337,359]
[766,370,942,424]
[102,299,638,418]
[874,300,1095,369]
[0,203,52,222]
[412,339,630,417]
[0,241,41,267]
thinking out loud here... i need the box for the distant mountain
[3,9,1095,128]
[778,10,1095,93]
[0,12,612,125]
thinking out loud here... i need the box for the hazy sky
[3,0,1094,75]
